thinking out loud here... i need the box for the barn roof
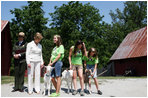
[110,26,147,61]
[1,20,9,32]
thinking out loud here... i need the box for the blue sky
[1,1,125,27]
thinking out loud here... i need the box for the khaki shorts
[72,65,83,71]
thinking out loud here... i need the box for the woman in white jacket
[26,32,44,94]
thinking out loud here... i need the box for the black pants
[14,61,26,90]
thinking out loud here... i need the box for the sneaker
[80,90,85,96]
[98,90,102,95]
[88,90,92,94]
[50,93,56,96]
[72,90,78,95]
[50,93,60,97]
[28,92,33,95]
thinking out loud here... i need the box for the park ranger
[12,32,27,92]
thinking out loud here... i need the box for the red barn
[110,27,147,76]
[1,20,12,75]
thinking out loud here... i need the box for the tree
[110,1,147,37]
[10,1,48,43]
[49,1,109,68]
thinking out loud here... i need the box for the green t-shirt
[71,46,83,66]
[51,45,64,62]
[83,56,99,65]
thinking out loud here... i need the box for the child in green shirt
[48,35,64,97]
[69,40,87,96]
[84,48,102,95]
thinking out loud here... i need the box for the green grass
[1,76,14,84]
[1,76,147,84]
[1,76,44,84]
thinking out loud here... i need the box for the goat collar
[46,74,50,77]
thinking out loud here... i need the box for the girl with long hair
[69,40,87,96]
[83,48,102,95]
[48,35,64,97]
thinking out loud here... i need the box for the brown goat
[83,69,92,94]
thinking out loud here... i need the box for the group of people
[12,32,102,97]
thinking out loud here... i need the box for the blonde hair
[34,32,43,40]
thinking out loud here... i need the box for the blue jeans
[86,65,97,78]
[51,61,63,77]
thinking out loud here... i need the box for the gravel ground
[1,78,147,97]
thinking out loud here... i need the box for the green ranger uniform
[12,41,27,90]
[71,46,83,66]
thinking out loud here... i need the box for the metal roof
[110,26,147,61]
[1,20,9,32]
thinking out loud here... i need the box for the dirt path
[1,78,147,97]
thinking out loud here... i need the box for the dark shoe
[72,90,78,95]
[98,90,102,95]
[80,90,85,96]
[11,89,19,92]
[19,89,24,92]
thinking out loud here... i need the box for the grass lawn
[1,76,44,84]
[1,76,147,84]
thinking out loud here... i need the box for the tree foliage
[49,1,108,68]
[110,1,147,37]
[10,1,48,43]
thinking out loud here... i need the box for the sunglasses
[92,51,95,53]
[18,36,24,38]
